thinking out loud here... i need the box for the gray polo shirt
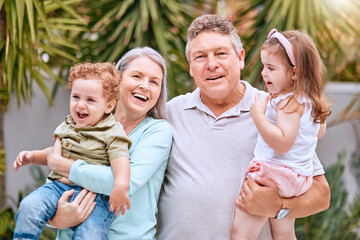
[158,81,324,240]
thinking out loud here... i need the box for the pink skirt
[246,160,312,198]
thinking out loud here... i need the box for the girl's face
[70,78,115,128]
[260,49,294,95]
[118,56,163,120]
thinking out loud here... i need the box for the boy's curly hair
[68,62,121,102]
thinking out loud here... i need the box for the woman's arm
[68,121,172,196]
[236,174,330,218]
[47,138,73,178]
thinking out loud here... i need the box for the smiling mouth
[77,112,88,119]
[133,93,149,102]
[206,75,223,81]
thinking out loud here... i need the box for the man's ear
[238,48,245,70]
[292,67,297,81]
[105,100,117,114]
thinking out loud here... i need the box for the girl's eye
[72,95,80,99]
[87,98,95,102]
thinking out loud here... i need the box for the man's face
[188,31,244,102]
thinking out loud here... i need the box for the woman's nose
[139,80,149,90]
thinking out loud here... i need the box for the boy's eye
[72,95,80,99]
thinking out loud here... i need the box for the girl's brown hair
[261,29,331,123]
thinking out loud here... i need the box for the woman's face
[118,56,163,120]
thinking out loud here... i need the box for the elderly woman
[47,47,172,240]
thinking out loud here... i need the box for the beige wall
[4,84,70,208]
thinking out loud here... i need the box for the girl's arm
[317,122,327,139]
[250,94,302,154]
[68,120,172,196]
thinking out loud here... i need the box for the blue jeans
[14,181,115,240]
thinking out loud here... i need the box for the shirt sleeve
[68,120,172,196]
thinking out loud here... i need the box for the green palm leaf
[76,0,201,97]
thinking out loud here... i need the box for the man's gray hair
[185,14,243,61]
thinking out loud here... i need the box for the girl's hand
[13,151,35,172]
[250,94,270,120]
[48,189,96,229]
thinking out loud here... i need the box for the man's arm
[236,175,330,218]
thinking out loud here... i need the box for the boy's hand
[13,151,35,172]
[109,186,130,216]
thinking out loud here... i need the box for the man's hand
[236,177,282,218]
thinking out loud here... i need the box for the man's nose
[206,55,219,70]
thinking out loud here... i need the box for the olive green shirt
[48,114,131,181]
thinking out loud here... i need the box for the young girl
[232,29,331,239]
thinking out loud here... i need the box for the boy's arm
[250,94,301,154]
[14,147,51,172]
[109,156,130,216]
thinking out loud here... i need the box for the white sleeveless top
[253,93,320,176]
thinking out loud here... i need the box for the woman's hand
[47,138,73,177]
[48,189,96,229]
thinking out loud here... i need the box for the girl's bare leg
[231,207,267,240]
[270,217,297,240]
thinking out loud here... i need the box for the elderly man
[158,14,330,240]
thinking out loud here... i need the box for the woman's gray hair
[185,14,243,61]
[116,47,168,120]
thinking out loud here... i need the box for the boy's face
[70,78,115,128]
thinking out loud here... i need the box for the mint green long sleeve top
[56,117,172,240]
